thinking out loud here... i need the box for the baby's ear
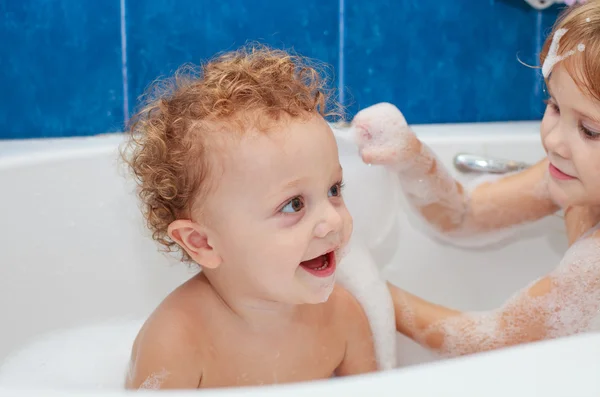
[168,220,222,269]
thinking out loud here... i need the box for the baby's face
[541,65,600,208]
[202,114,353,304]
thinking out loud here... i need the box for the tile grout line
[120,0,130,127]
[534,11,543,99]
[338,0,345,107]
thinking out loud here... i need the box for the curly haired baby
[122,44,377,390]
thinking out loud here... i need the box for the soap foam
[353,102,418,172]
[0,320,142,390]
[336,235,397,370]
[140,368,170,389]
[543,29,576,78]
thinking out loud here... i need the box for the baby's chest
[200,329,346,387]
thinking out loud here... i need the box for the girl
[352,1,600,357]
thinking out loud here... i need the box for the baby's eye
[328,182,344,198]
[281,197,304,213]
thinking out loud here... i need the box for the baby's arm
[334,288,379,376]
[389,230,600,357]
[352,103,559,241]
[126,312,202,389]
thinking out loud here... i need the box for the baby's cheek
[340,208,354,243]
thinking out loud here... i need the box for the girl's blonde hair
[540,1,600,102]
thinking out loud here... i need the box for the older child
[353,1,600,356]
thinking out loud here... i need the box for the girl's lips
[549,163,575,180]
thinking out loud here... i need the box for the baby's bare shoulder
[145,274,219,339]
[327,284,369,323]
[127,310,203,389]
[127,275,217,389]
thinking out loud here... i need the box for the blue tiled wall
[0,0,565,139]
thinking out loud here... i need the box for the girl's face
[540,65,600,208]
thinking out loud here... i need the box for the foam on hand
[353,103,462,210]
[353,103,514,247]
[353,102,420,173]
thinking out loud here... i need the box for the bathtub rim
[0,120,542,170]
[0,330,599,396]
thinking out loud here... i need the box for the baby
[122,45,377,389]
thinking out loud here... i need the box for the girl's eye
[579,124,600,140]
[281,197,304,213]
[328,181,345,198]
[544,99,560,114]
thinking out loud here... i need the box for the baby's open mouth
[299,251,336,277]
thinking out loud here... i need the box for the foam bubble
[353,102,417,169]
[336,236,397,370]
[543,29,574,78]
[140,368,170,389]
[336,244,351,262]
[0,320,142,389]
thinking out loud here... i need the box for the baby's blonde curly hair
[122,43,341,262]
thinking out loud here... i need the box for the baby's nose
[314,207,343,239]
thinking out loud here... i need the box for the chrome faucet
[453,153,529,174]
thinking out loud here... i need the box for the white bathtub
[1,121,600,396]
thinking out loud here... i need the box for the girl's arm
[388,208,600,356]
[352,103,559,242]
